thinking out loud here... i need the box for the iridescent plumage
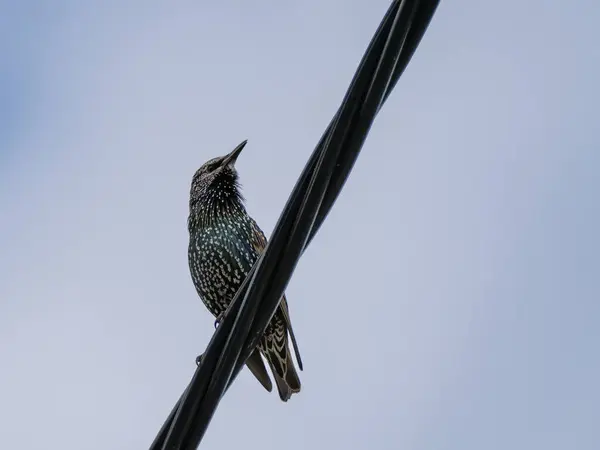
[187,140,302,401]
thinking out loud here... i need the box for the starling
[187,140,303,401]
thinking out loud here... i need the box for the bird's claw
[195,354,204,366]
[214,312,225,329]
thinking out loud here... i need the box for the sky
[1,1,599,449]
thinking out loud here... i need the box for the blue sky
[1,1,599,449]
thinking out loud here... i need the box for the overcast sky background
[1,1,599,449]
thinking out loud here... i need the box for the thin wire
[150,1,440,449]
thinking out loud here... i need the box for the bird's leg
[214,311,225,328]
[214,301,236,328]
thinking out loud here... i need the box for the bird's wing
[250,218,303,371]
[279,294,303,371]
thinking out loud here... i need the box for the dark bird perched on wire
[187,140,303,401]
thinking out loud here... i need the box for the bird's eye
[205,162,220,173]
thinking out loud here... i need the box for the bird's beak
[221,139,247,167]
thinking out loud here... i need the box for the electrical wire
[150,1,440,448]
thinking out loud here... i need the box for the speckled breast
[188,222,259,317]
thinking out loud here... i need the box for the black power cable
[150,1,440,448]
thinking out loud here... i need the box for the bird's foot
[214,312,225,329]
[195,353,204,366]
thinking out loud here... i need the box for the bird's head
[189,139,247,214]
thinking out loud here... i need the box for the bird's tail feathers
[245,349,273,393]
[264,334,301,402]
